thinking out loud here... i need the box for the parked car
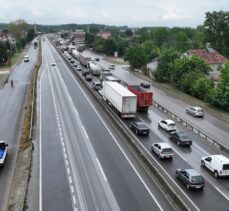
[176,169,205,190]
[158,119,177,132]
[201,154,229,178]
[82,69,90,76]
[92,81,102,90]
[151,143,173,159]
[140,81,150,88]
[76,66,82,71]
[85,74,92,81]
[186,106,204,117]
[130,121,150,135]
[170,131,192,146]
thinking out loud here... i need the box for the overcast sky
[0,0,228,27]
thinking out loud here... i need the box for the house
[183,44,227,80]
[147,58,158,76]
[97,31,111,39]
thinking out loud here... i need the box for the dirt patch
[0,69,10,89]
[104,56,128,65]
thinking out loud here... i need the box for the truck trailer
[79,54,91,67]
[102,82,137,118]
[127,85,153,111]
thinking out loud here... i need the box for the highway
[0,44,37,211]
[83,50,229,148]
[38,38,174,211]
[52,40,229,211]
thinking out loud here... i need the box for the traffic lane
[141,107,229,192]
[40,56,73,211]
[49,68,121,211]
[59,47,229,193]
[47,43,173,211]
[110,65,229,148]
[0,44,38,210]
[122,117,229,210]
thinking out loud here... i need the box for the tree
[102,38,118,56]
[85,33,96,47]
[8,19,28,40]
[154,28,168,47]
[93,38,104,53]
[142,40,157,62]
[125,29,133,37]
[154,48,179,82]
[0,41,8,65]
[171,56,210,88]
[191,77,214,99]
[26,28,35,42]
[124,45,147,69]
[203,11,229,56]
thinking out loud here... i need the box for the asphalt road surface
[0,43,37,211]
[56,44,229,211]
[37,38,174,211]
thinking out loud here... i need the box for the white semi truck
[102,81,137,118]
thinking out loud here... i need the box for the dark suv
[92,81,102,90]
[176,169,205,190]
[82,69,90,76]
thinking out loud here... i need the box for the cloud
[162,12,190,21]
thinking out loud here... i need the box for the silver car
[186,106,204,117]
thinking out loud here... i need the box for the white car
[151,143,173,159]
[51,62,56,66]
[201,154,229,178]
[158,119,177,132]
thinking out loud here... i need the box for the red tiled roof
[187,49,227,65]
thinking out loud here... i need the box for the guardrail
[51,41,195,211]
[153,101,229,154]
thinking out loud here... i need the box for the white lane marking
[96,158,108,182]
[69,176,73,184]
[50,45,165,211]
[64,152,67,159]
[215,186,229,201]
[82,126,89,139]
[65,159,69,167]
[73,195,77,205]
[71,185,75,194]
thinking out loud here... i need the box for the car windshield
[168,123,175,127]
[180,134,189,139]
[196,108,203,112]
[223,164,229,170]
[191,176,204,182]
[136,123,147,128]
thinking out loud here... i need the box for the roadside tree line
[0,19,35,66]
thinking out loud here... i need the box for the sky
[0,0,229,27]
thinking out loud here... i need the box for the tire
[201,161,205,167]
[176,172,179,178]
[135,130,138,135]
[187,184,190,190]
[214,171,219,178]
[177,141,180,146]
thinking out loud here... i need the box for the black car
[170,131,192,146]
[130,121,150,135]
[95,58,100,61]
[176,169,205,190]
[140,81,150,88]
[85,74,92,81]
[70,59,75,63]
[82,69,90,76]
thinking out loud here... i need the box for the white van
[24,55,29,62]
[201,154,229,178]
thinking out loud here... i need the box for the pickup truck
[0,141,8,167]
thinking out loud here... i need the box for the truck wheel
[214,171,219,178]
[201,161,205,167]
[135,130,138,135]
